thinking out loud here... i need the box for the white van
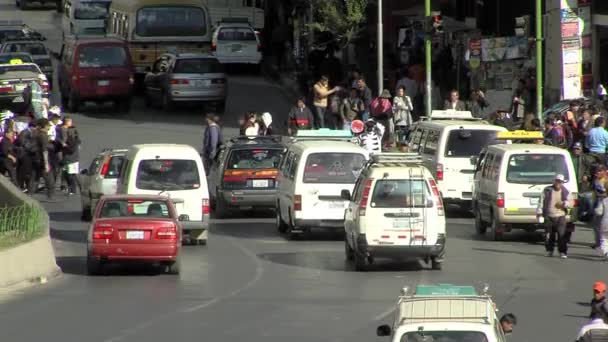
[342,154,446,271]
[61,0,111,36]
[117,144,210,245]
[275,136,369,239]
[472,138,578,240]
[406,111,508,209]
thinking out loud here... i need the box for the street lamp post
[536,0,543,120]
[377,0,383,95]
[425,0,431,116]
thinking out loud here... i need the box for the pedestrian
[312,75,340,128]
[15,120,35,192]
[444,90,466,111]
[537,174,573,258]
[259,112,273,136]
[466,89,489,118]
[499,313,517,336]
[587,117,608,165]
[594,185,608,260]
[240,112,259,136]
[392,86,414,146]
[62,116,81,195]
[0,129,18,185]
[592,166,608,250]
[358,119,384,154]
[201,114,222,174]
[287,97,315,136]
[572,142,594,222]
[566,100,582,130]
[576,282,608,342]
[30,118,54,200]
[355,78,373,121]
[395,70,418,103]
[591,281,608,320]
[578,109,593,149]
[370,89,393,147]
[544,117,568,148]
[340,87,363,131]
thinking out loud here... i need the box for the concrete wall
[0,176,61,288]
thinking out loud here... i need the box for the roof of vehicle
[0,62,42,71]
[100,194,172,201]
[160,52,216,59]
[290,140,368,154]
[109,0,208,11]
[485,143,569,153]
[216,22,254,29]
[99,148,129,155]
[129,144,200,156]
[226,136,284,149]
[362,153,431,177]
[416,120,507,130]
[63,35,126,45]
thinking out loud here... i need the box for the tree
[308,0,368,49]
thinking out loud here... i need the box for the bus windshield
[136,6,207,37]
[74,2,110,20]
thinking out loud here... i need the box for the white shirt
[577,318,608,341]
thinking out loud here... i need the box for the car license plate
[15,84,25,91]
[196,80,210,87]
[231,44,242,52]
[393,218,409,228]
[530,197,539,206]
[98,80,110,86]
[12,96,24,103]
[126,230,144,240]
[329,201,344,209]
[252,179,268,188]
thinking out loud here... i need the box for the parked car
[57,35,134,112]
[0,62,50,113]
[0,52,34,64]
[87,194,182,275]
[211,18,262,69]
[144,53,226,111]
[0,36,53,86]
[79,148,127,221]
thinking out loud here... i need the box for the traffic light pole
[425,0,432,116]
[377,0,383,95]
[536,0,543,120]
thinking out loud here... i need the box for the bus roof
[109,0,207,12]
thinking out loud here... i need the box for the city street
[0,2,605,342]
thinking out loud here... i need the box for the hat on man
[594,281,607,293]
[573,142,583,150]
[380,89,392,99]
[555,174,565,182]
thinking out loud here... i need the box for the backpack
[370,98,392,117]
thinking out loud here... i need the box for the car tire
[344,238,354,261]
[17,0,27,10]
[474,208,487,234]
[115,98,132,113]
[490,214,503,241]
[214,193,229,219]
[285,212,299,241]
[354,253,368,272]
[161,91,173,111]
[81,204,92,222]
[276,204,287,233]
[167,256,181,275]
[431,258,443,270]
[86,256,102,275]
[68,92,80,112]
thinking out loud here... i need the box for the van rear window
[303,153,366,184]
[218,27,257,41]
[173,58,223,74]
[136,159,200,191]
[227,149,282,170]
[444,130,502,157]
[78,46,127,68]
[370,180,430,208]
[506,154,569,184]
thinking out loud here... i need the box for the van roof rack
[229,135,283,144]
[1,32,46,42]
[220,17,251,24]
[419,110,484,122]
[369,153,423,166]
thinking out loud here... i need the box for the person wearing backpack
[202,114,222,174]
[62,116,81,195]
[30,118,54,200]
[370,89,393,147]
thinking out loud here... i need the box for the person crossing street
[537,174,573,259]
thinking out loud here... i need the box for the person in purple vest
[536,174,573,259]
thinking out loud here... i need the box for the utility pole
[536,0,543,120]
[425,0,432,116]
[377,0,383,95]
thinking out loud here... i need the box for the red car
[87,195,181,275]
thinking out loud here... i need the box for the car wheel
[86,255,102,275]
[354,253,368,272]
[276,204,287,233]
[161,91,173,111]
[18,0,27,10]
[490,214,503,241]
[68,92,80,112]
[431,257,443,270]
[285,212,299,240]
[167,256,181,275]
[115,98,132,113]
[344,238,354,261]
[81,204,92,221]
[214,192,229,219]
[474,208,487,234]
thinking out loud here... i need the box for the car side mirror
[79,169,88,175]
[377,325,391,337]
[144,66,152,73]
[341,189,351,201]
[470,156,478,166]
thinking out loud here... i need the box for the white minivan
[61,0,111,36]
[406,111,508,209]
[275,138,369,239]
[117,144,210,245]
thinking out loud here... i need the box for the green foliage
[0,204,45,250]
[308,0,368,48]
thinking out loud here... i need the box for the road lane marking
[102,236,264,342]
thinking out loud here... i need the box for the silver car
[79,148,127,221]
[144,53,227,111]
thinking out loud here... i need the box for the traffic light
[514,15,530,37]
[424,12,444,35]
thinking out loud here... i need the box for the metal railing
[0,204,45,249]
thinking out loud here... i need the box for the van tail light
[202,198,210,214]
[156,226,177,240]
[428,178,444,216]
[571,192,578,207]
[294,195,302,211]
[93,226,113,239]
[496,193,505,208]
[211,42,217,52]
[0,85,13,93]
[99,158,110,177]
[359,178,374,216]
[170,78,189,85]
[436,163,444,181]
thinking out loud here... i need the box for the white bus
[61,0,112,36]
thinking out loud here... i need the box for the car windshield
[370,179,430,208]
[173,58,223,74]
[99,199,172,218]
[506,154,569,184]
[227,149,282,169]
[400,331,489,342]
[4,43,46,55]
[136,6,207,37]
[444,130,502,158]
[136,159,201,191]
[78,46,127,67]
[0,54,33,64]
[218,27,256,41]
[34,58,51,68]
[74,2,110,20]
[303,153,366,184]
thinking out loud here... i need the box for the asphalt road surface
[0,3,606,342]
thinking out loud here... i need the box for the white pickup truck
[209,6,264,29]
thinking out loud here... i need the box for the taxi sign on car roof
[296,129,353,137]
[496,130,544,140]
[429,110,474,119]
[415,284,478,296]
[9,58,22,65]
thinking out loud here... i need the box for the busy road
[0,2,605,342]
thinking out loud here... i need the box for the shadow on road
[55,256,86,275]
[258,251,425,272]
[212,219,345,242]
[472,247,599,261]
[49,210,81,223]
[56,256,170,276]
[445,206,474,219]
[50,227,87,243]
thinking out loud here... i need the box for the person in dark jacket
[0,129,18,185]
[466,89,489,118]
[443,90,466,111]
[62,117,81,195]
[15,119,35,192]
[537,174,573,258]
[30,118,54,200]
[499,313,517,335]
[202,114,222,174]
[287,97,314,136]
[576,282,608,342]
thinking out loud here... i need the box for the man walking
[537,174,573,258]
[62,116,81,195]
[201,114,222,174]
[31,118,54,200]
